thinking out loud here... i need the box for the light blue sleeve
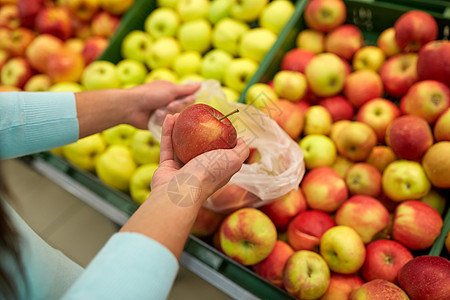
[62,232,179,300]
[0,92,79,159]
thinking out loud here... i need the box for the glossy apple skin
[394,10,438,52]
[281,48,315,74]
[260,99,304,140]
[434,107,450,141]
[350,279,410,300]
[345,163,382,197]
[398,255,450,300]
[318,95,355,122]
[304,0,346,32]
[172,103,237,164]
[365,145,397,173]
[344,70,383,108]
[417,40,450,86]
[191,206,225,237]
[320,273,364,300]
[380,53,418,98]
[334,121,377,162]
[325,24,364,61]
[422,141,450,188]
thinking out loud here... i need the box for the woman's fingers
[173,82,201,98]
[159,114,177,164]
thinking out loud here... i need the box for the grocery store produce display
[1,0,450,299]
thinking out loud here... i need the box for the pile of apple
[0,0,134,92]
[189,0,450,299]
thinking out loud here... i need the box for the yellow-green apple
[102,124,137,147]
[1,57,33,89]
[229,0,268,22]
[239,28,277,63]
[398,255,450,300]
[146,37,181,69]
[299,134,337,169]
[377,27,401,57]
[329,119,351,144]
[177,19,212,54]
[394,10,438,52]
[420,189,446,215]
[219,208,277,265]
[99,0,134,15]
[344,70,383,108]
[144,7,179,39]
[393,200,443,250]
[3,27,35,57]
[273,70,307,102]
[325,24,363,61]
[320,225,366,274]
[305,53,347,97]
[382,160,431,201]
[259,0,294,34]
[318,95,355,122]
[422,141,450,188]
[157,0,176,8]
[0,4,19,29]
[23,74,52,92]
[121,30,153,63]
[212,18,249,56]
[287,209,335,252]
[434,107,450,141]
[66,0,100,21]
[417,40,450,86]
[345,163,382,197]
[353,46,386,72]
[259,188,307,231]
[360,239,413,283]
[116,58,147,86]
[300,166,348,213]
[335,195,389,244]
[245,82,278,110]
[200,49,233,83]
[176,0,209,21]
[380,53,418,98]
[304,0,346,32]
[350,279,409,300]
[260,99,304,140]
[95,144,137,192]
[25,34,64,73]
[400,80,449,125]
[283,250,331,299]
[320,273,364,300]
[252,240,294,288]
[385,115,433,161]
[356,98,401,144]
[224,58,258,92]
[296,29,325,54]
[207,0,232,24]
[144,67,178,83]
[46,49,85,83]
[209,184,259,214]
[303,105,332,136]
[81,36,108,65]
[331,155,354,178]
[65,38,85,54]
[131,129,160,165]
[365,145,397,173]
[81,60,121,90]
[48,81,84,92]
[62,133,106,172]
[191,205,225,237]
[172,51,202,77]
[35,7,72,41]
[171,103,238,164]
[222,86,239,102]
[334,121,377,162]
[178,73,205,84]
[129,163,159,204]
[280,48,315,74]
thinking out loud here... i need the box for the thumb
[174,82,201,99]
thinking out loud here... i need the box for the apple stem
[218,109,239,121]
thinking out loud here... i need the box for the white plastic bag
[149,80,305,213]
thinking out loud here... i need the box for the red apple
[208,184,260,214]
[0,57,33,89]
[81,36,109,65]
[260,99,304,140]
[35,7,73,41]
[280,48,315,74]
[360,239,413,283]
[398,255,450,300]
[350,279,410,299]
[304,0,346,32]
[25,34,64,73]
[434,107,450,141]
[344,69,383,108]
[16,0,48,29]
[334,121,377,162]
[46,49,85,83]
[191,206,225,237]
[287,209,335,251]
[377,27,401,57]
[66,0,101,22]
[325,24,364,61]
[318,95,355,122]
[385,115,433,161]
[294,99,311,113]
[91,11,120,39]
[0,4,20,29]
[365,145,397,173]
[320,273,364,300]
[394,10,438,52]
[345,163,382,197]
[380,53,418,98]
[417,40,450,86]
[3,27,35,57]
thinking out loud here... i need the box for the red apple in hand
[172,103,238,164]
[394,10,438,52]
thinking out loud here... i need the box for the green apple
[177,19,212,54]
[222,86,240,102]
[63,133,107,172]
[352,46,386,72]
[245,82,278,110]
[144,67,178,83]
[95,145,137,192]
[102,124,138,147]
[176,0,210,21]
[305,53,347,97]
[230,0,268,22]
[200,49,233,83]
[239,28,277,63]
[208,0,233,24]
[131,129,160,165]
[116,59,148,86]
[273,70,307,102]
[212,18,250,56]
[303,105,333,136]
[172,50,202,77]
[81,60,121,90]
[24,74,52,92]
[299,134,337,169]
[144,7,180,39]
[129,163,159,204]
[157,0,176,8]
[420,189,446,215]
[178,73,205,84]
[224,58,258,92]
[48,81,84,92]
[259,0,295,34]
[146,37,181,69]
[121,30,153,63]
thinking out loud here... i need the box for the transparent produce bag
[149,80,305,213]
